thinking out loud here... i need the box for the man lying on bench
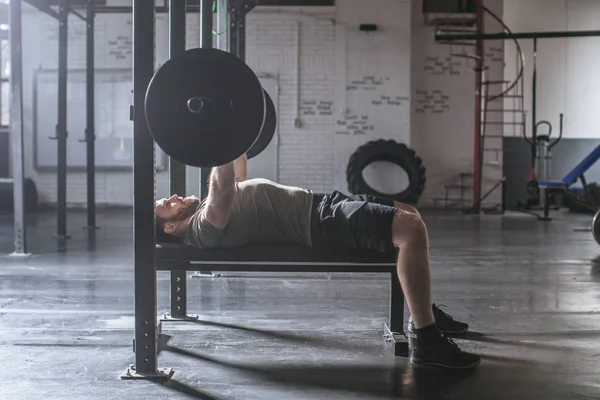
[155,154,481,369]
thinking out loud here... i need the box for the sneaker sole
[407,326,469,335]
[410,357,481,369]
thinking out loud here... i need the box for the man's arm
[234,153,247,182]
[202,162,236,230]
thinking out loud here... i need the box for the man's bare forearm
[209,162,236,195]
[234,154,247,182]
[203,162,236,229]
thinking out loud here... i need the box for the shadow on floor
[163,344,479,399]
[462,331,590,352]
[164,318,376,353]
[159,379,223,400]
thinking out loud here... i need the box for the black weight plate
[247,89,277,159]
[145,48,266,168]
[593,209,600,245]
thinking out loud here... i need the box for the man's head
[155,194,201,239]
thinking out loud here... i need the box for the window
[422,0,476,14]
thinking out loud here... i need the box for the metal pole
[216,0,227,51]
[231,0,247,61]
[9,0,29,256]
[199,0,213,200]
[228,0,239,58]
[472,0,484,211]
[130,0,160,377]
[435,29,600,41]
[55,0,69,240]
[84,0,97,230]
[532,37,538,147]
[168,0,190,319]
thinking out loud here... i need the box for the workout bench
[538,143,600,220]
[156,243,408,356]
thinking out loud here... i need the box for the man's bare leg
[388,208,480,368]
[390,210,433,329]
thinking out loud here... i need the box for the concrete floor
[0,208,599,399]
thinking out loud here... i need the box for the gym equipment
[145,47,267,168]
[593,209,600,245]
[564,184,600,214]
[538,143,600,220]
[129,0,408,381]
[534,119,562,185]
[524,116,563,211]
[346,139,426,205]
[156,243,408,356]
[246,89,277,159]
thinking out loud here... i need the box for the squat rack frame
[10,0,98,253]
[125,0,258,380]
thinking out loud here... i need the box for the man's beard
[183,195,201,209]
[172,196,201,222]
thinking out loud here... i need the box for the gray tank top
[183,178,314,248]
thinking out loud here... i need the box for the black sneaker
[410,335,481,369]
[407,303,469,334]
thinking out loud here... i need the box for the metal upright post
[8,0,30,256]
[216,0,227,51]
[228,0,243,60]
[532,37,538,145]
[472,0,484,212]
[190,0,220,280]
[53,0,70,240]
[122,0,172,381]
[199,0,213,201]
[166,0,198,319]
[84,0,98,230]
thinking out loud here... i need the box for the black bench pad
[156,243,397,272]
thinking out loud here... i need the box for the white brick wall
[247,9,336,193]
[332,0,412,192]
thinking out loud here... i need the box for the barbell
[145,48,277,168]
[593,209,600,245]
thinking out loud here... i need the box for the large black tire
[346,139,426,204]
[0,178,38,212]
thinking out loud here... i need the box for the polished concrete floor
[1,208,599,399]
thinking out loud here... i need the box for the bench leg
[539,189,553,221]
[161,271,199,321]
[383,271,409,357]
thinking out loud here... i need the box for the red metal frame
[472,0,485,211]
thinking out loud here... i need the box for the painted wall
[331,0,412,194]
[503,0,600,140]
[410,0,505,208]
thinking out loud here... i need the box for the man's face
[155,194,201,234]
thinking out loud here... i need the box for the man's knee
[393,201,420,216]
[391,211,427,247]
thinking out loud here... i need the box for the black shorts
[309,191,398,253]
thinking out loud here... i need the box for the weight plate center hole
[187,97,212,115]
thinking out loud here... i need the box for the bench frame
[159,257,409,356]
